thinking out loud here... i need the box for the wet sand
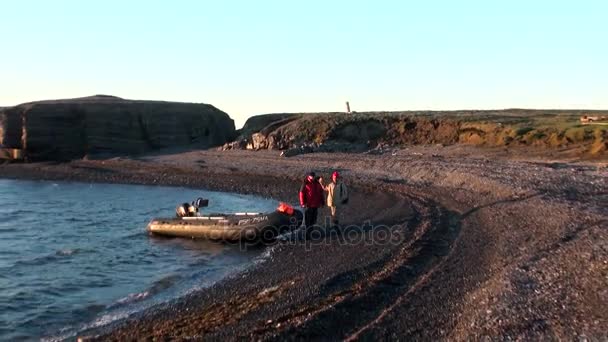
[1,146,607,340]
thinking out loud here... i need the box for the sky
[1,0,606,127]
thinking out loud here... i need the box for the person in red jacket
[299,172,324,229]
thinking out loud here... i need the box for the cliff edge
[0,95,236,160]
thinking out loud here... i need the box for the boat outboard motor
[195,198,209,208]
[176,198,209,218]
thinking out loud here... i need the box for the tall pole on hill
[346,101,351,114]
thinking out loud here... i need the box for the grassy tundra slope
[235,110,608,157]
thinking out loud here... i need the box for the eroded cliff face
[0,96,236,160]
[222,110,608,157]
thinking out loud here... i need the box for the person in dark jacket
[299,172,324,229]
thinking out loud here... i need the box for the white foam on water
[43,311,133,342]
[115,291,150,305]
[256,244,278,262]
[56,248,78,256]
[89,311,132,328]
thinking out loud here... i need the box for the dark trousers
[304,207,318,229]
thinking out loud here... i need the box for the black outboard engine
[195,198,209,208]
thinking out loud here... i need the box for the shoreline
[1,147,606,340]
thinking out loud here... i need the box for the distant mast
[346,101,351,114]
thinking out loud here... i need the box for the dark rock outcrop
[219,139,248,151]
[238,113,299,139]
[0,96,236,160]
[229,113,300,150]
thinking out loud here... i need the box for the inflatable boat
[147,202,303,242]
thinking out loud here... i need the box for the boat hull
[147,210,303,241]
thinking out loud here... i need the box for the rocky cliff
[222,110,608,157]
[0,95,236,160]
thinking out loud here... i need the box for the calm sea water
[0,179,277,341]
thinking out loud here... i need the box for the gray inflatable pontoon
[147,209,303,242]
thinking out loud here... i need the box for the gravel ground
[1,145,606,340]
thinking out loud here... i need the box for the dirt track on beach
[1,146,607,340]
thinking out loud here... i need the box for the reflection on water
[0,179,276,341]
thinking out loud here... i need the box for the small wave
[42,311,132,342]
[39,287,65,297]
[13,254,60,267]
[7,291,37,305]
[56,248,80,256]
[2,302,21,313]
[187,266,219,280]
[7,209,35,215]
[89,311,131,328]
[83,304,107,314]
[83,219,112,227]
[118,232,144,240]
[11,248,82,268]
[253,244,278,265]
[68,303,108,320]
[187,258,212,268]
[148,274,182,295]
[42,333,68,342]
[0,211,24,224]
[110,274,182,308]
[0,249,18,255]
[65,217,89,223]
[115,291,150,305]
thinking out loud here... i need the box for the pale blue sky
[1,0,606,127]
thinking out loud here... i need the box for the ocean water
[0,179,277,341]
